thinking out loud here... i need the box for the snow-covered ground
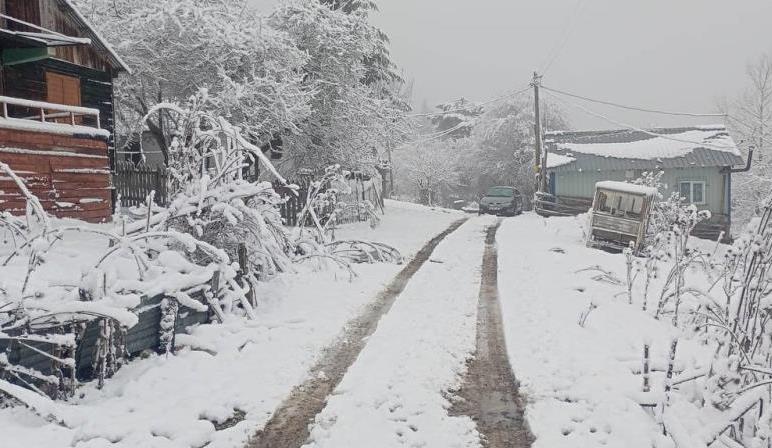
[496,213,708,448]
[0,201,462,448]
[304,216,495,448]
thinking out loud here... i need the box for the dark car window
[486,187,515,197]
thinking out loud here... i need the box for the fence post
[155,167,166,206]
[206,271,225,323]
[237,243,256,308]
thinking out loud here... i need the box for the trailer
[586,181,658,252]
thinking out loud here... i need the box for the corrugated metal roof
[545,126,745,172]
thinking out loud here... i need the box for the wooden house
[0,0,128,222]
[541,126,748,239]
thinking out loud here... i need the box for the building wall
[0,127,112,222]
[553,166,729,218]
[40,0,113,72]
[3,59,116,160]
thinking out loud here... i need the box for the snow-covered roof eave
[14,30,91,46]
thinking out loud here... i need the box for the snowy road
[249,215,531,448]
[496,214,671,448]
[247,217,469,448]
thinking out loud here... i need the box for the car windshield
[486,187,514,197]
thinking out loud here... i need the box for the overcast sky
[254,0,772,131]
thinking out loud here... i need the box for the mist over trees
[397,96,568,207]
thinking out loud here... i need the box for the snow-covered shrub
[0,146,259,406]
[681,198,772,445]
[633,171,692,245]
[623,194,772,446]
[129,92,296,279]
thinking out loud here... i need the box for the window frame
[678,180,707,205]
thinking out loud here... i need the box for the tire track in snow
[246,217,469,448]
[451,220,533,447]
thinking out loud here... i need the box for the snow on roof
[595,181,658,197]
[556,127,739,159]
[546,153,576,168]
[545,126,745,172]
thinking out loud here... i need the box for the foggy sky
[253,0,772,131]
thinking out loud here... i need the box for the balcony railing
[0,95,101,129]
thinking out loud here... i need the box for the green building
[544,126,748,239]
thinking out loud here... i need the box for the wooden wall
[0,127,112,222]
[3,59,116,158]
[40,0,112,72]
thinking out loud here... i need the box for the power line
[398,85,533,148]
[395,120,471,150]
[542,84,771,152]
[725,114,772,149]
[541,85,727,118]
[540,0,586,76]
[541,89,738,152]
[407,85,532,118]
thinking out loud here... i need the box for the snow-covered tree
[456,96,568,203]
[269,0,409,174]
[722,53,772,224]
[75,0,312,164]
[396,140,461,206]
[430,98,484,140]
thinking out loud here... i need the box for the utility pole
[531,71,547,193]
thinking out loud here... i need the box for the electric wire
[394,120,471,150]
[724,114,772,150]
[541,89,738,152]
[539,0,586,76]
[542,83,772,152]
[541,85,728,118]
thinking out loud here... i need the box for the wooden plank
[0,152,109,168]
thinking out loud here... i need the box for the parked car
[479,186,523,216]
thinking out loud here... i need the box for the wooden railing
[0,95,101,128]
[534,192,593,217]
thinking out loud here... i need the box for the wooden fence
[114,161,169,207]
[272,176,384,227]
[273,180,310,227]
[113,165,382,227]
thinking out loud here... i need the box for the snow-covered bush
[680,197,772,446]
[633,171,692,245]
[0,189,248,407]
[0,96,292,405]
[131,92,296,279]
[619,189,772,446]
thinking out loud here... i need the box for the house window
[596,190,644,219]
[679,181,706,205]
